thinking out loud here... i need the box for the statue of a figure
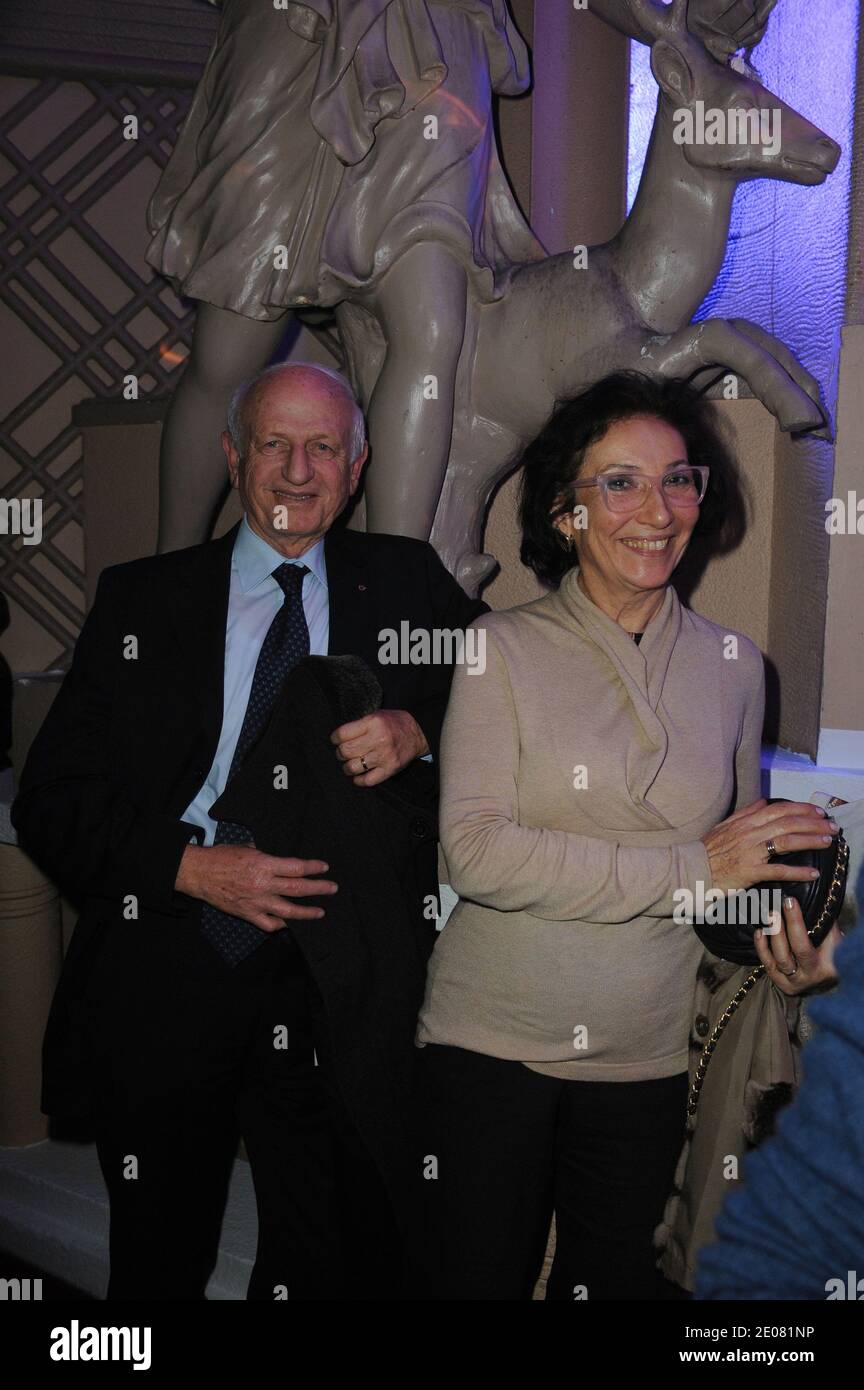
[148,0,781,554]
[148,0,547,551]
[428,0,839,589]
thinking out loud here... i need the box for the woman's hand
[754,895,842,996]
[702,798,839,892]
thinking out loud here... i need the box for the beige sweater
[416,571,765,1081]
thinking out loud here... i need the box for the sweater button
[694,1014,710,1038]
[409,817,431,840]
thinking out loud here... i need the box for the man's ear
[651,40,695,105]
[349,442,369,494]
[223,430,240,489]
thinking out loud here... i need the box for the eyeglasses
[571,465,709,514]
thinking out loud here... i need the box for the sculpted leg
[363,243,468,540]
[640,320,827,435]
[158,303,291,552]
[726,319,830,437]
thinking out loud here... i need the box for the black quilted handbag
[692,799,849,966]
[687,799,849,1118]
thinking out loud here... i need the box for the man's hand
[175,843,337,931]
[330,709,429,786]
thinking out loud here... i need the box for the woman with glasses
[411,371,839,1300]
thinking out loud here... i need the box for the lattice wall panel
[0,74,194,671]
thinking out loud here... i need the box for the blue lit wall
[626,0,859,413]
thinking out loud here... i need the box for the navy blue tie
[200,562,310,965]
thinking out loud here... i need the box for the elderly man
[12,362,486,1301]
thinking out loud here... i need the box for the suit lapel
[170,523,239,763]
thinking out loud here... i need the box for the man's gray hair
[227,361,367,462]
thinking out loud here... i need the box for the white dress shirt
[181,517,329,845]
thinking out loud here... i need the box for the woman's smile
[618,535,674,553]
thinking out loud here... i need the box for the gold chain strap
[687,835,850,1118]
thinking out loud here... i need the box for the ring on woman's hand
[764,838,777,861]
[780,960,800,978]
[360,756,370,772]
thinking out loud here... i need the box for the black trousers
[85,922,400,1300]
[410,1043,689,1301]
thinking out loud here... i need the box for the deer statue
[411,0,841,592]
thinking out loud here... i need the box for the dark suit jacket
[211,653,441,1222]
[11,521,487,1122]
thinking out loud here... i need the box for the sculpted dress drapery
[146,0,545,319]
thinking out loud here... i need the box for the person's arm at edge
[696,926,864,1299]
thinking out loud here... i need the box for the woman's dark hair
[518,371,741,588]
